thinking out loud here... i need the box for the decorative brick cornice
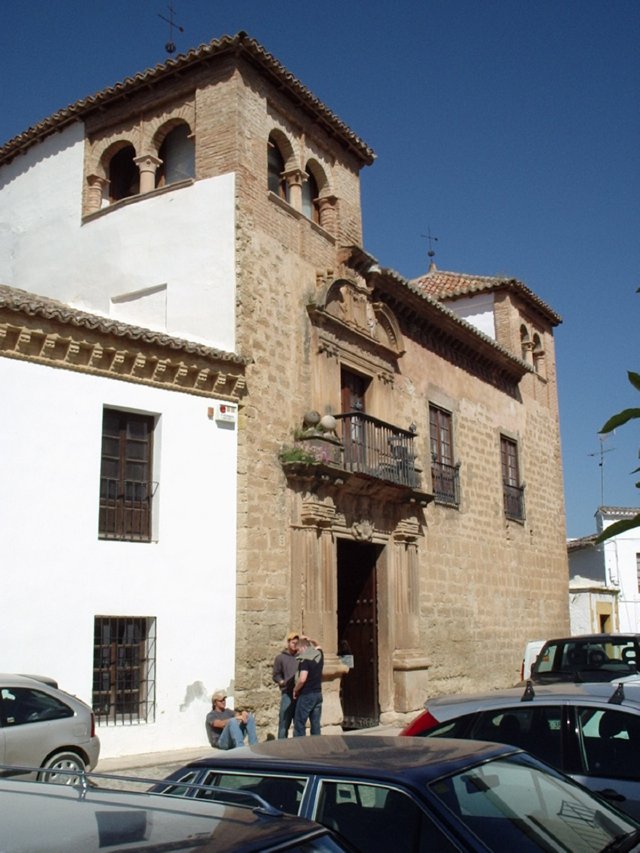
[0,285,248,400]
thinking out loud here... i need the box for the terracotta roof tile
[0,284,248,364]
[412,267,561,326]
[0,33,375,168]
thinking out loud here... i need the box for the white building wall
[0,356,238,759]
[603,534,640,633]
[0,123,236,352]
[442,292,496,339]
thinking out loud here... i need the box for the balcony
[334,413,419,488]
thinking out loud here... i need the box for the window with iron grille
[99,409,156,541]
[429,405,459,507]
[92,616,156,725]
[500,435,525,521]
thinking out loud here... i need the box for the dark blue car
[154,735,639,852]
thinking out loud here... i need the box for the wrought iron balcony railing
[335,413,419,488]
[99,477,156,541]
[503,482,525,521]
[431,460,460,507]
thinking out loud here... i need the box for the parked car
[152,735,640,851]
[0,773,349,852]
[0,673,99,781]
[530,633,640,684]
[400,680,640,819]
[520,639,546,681]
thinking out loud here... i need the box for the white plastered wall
[603,533,640,633]
[0,123,236,352]
[444,292,496,340]
[0,356,238,758]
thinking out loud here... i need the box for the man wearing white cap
[205,690,257,749]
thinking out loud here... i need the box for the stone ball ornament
[319,414,337,433]
[303,410,321,428]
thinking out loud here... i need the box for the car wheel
[38,751,86,785]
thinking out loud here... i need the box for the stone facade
[0,33,570,741]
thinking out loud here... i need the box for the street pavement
[94,724,402,788]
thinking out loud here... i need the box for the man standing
[205,690,258,749]
[293,636,323,736]
[272,631,299,738]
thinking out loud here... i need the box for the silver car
[0,673,100,780]
[0,775,349,853]
[401,679,640,819]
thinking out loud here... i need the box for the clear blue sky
[2,1,638,537]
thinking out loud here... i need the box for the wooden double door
[337,539,381,730]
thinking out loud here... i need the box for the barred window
[501,435,525,521]
[93,616,156,725]
[429,405,459,507]
[99,408,156,541]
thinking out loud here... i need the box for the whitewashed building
[0,79,246,759]
[568,507,640,635]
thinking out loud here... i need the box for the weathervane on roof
[588,432,616,506]
[158,3,184,55]
[421,227,439,271]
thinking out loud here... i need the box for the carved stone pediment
[309,278,404,358]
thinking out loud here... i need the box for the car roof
[0,777,330,853]
[424,680,640,713]
[182,734,518,783]
[0,673,60,687]
[542,634,640,644]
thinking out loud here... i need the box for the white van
[520,639,546,681]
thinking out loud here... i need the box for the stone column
[521,340,534,366]
[283,168,305,211]
[86,174,109,213]
[293,498,348,732]
[134,154,162,194]
[317,195,338,233]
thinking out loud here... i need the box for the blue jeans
[278,692,296,739]
[293,691,322,736]
[217,714,258,749]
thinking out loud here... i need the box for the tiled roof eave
[0,285,247,365]
[413,271,561,327]
[372,267,531,380]
[0,33,375,168]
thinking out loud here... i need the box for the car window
[430,753,637,853]
[534,639,639,680]
[156,769,201,797]
[422,713,474,738]
[575,707,640,780]
[316,780,457,852]
[470,705,562,767]
[196,770,307,813]
[0,688,73,727]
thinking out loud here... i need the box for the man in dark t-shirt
[292,636,323,736]
[205,690,257,749]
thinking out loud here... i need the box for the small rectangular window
[99,408,155,541]
[429,405,459,507]
[500,435,525,521]
[93,616,156,725]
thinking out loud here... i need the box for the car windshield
[535,639,639,679]
[429,752,638,852]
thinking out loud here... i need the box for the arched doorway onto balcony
[338,538,382,730]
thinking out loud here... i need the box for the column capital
[283,168,306,188]
[134,153,162,171]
